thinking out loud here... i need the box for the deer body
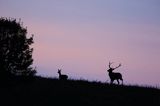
[58,69,68,80]
[107,62,123,85]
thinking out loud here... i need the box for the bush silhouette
[0,17,36,79]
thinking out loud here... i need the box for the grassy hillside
[0,76,159,106]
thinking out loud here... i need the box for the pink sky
[0,0,160,86]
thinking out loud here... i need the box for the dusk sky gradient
[1,0,160,86]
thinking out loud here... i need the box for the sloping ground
[0,76,159,106]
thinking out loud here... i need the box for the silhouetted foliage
[0,17,36,79]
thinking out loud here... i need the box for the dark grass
[0,76,160,106]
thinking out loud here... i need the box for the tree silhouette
[0,17,36,79]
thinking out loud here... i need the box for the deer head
[107,62,121,72]
[58,69,61,74]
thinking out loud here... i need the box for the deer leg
[121,79,123,85]
[110,80,113,84]
[117,79,119,85]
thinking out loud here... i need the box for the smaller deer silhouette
[107,62,123,85]
[58,69,68,80]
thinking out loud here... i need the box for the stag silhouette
[107,62,123,85]
[58,69,68,80]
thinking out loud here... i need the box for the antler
[109,62,113,68]
[114,63,121,69]
[58,69,61,71]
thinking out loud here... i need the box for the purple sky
[1,0,160,86]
